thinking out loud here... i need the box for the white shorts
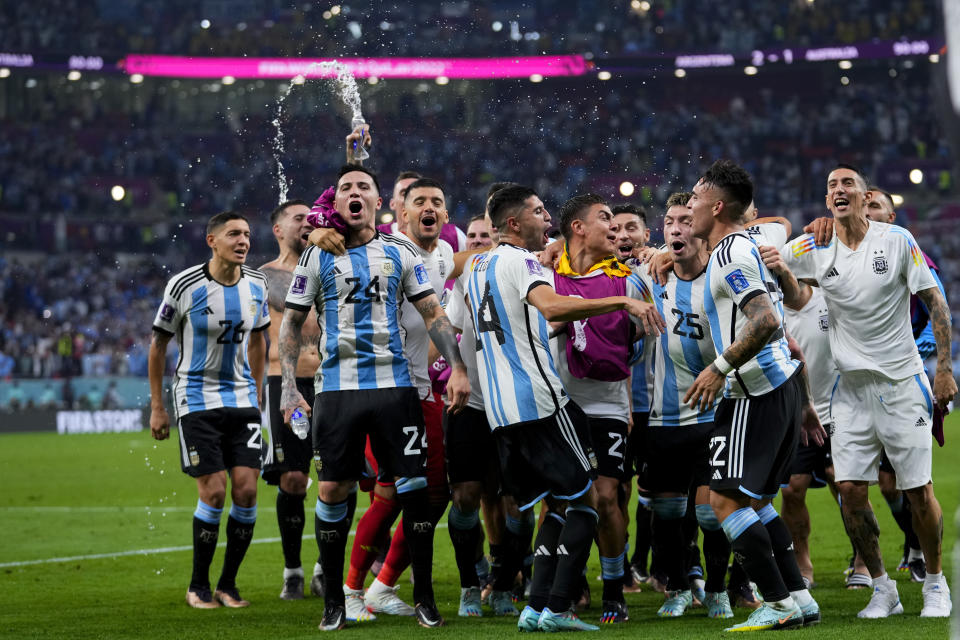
[829,370,933,490]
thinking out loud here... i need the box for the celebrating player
[278,164,469,630]
[149,211,270,609]
[781,165,955,618]
[466,184,663,632]
[684,160,823,631]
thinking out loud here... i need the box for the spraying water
[272,61,367,204]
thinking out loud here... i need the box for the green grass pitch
[1,415,957,639]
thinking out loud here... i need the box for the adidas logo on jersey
[557,544,569,556]
[916,417,928,427]
[712,469,723,480]
[825,267,839,279]
[659,290,669,300]
[200,306,214,315]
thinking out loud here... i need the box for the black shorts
[311,387,426,482]
[178,407,263,477]
[628,411,650,479]
[879,449,895,474]
[446,405,499,485]
[641,422,714,493]
[493,401,598,511]
[709,374,802,499]
[590,417,629,481]
[788,426,833,489]
[261,375,315,485]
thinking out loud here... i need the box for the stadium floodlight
[492,21,503,32]
[0,68,9,78]
[331,5,341,15]
[598,70,612,80]
[67,71,81,81]
[619,181,635,197]
[744,66,758,75]
[367,76,379,84]
[891,194,904,206]
[221,76,235,85]
[200,19,210,29]
[909,169,924,184]
[530,74,543,83]
[435,76,449,85]
[130,73,144,84]
[675,68,686,78]
[838,60,852,69]
[840,76,850,85]
[640,0,651,10]
[381,212,395,224]
[111,185,125,201]
[929,54,940,63]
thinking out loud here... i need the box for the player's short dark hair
[831,163,868,190]
[701,160,753,221]
[487,181,519,200]
[337,163,381,195]
[207,211,248,235]
[611,203,648,226]
[488,184,538,230]
[665,191,693,208]
[867,185,895,209]
[395,170,422,183]
[468,214,487,225]
[559,193,607,240]
[404,177,445,202]
[269,199,309,225]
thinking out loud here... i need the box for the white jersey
[781,221,937,380]
[448,256,486,411]
[153,263,270,417]
[551,269,651,423]
[639,267,718,426]
[285,232,434,393]
[399,238,454,400]
[746,222,788,251]
[782,287,836,425]
[466,243,566,429]
[704,232,800,398]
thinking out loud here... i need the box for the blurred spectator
[37,382,60,410]
[102,381,123,410]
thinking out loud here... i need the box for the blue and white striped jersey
[704,232,800,398]
[467,243,566,429]
[638,268,718,426]
[153,263,270,417]
[285,233,435,393]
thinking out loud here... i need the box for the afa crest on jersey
[872,251,888,275]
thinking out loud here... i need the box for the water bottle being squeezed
[351,115,370,161]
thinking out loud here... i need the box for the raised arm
[278,307,311,423]
[916,285,957,408]
[413,293,470,413]
[148,329,173,441]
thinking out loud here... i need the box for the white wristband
[713,355,734,376]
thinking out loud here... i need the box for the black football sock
[758,505,806,593]
[546,505,598,613]
[722,507,789,603]
[696,504,730,592]
[396,481,438,604]
[496,514,525,592]
[315,498,351,605]
[190,500,222,591]
[529,511,564,611]
[632,496,653,569]
[448,505,483,588]
[217,504,257,591]
[276,488,306,569]
[652,497,689,591]
[888,492,921,551]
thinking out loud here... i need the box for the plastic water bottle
[290,408,310,440]
[351,115,370,161]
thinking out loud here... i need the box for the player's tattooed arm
[278,307,311,423]
[261,267,293,312]
[759,245,811,311]
[148,329,173,441]
[683,293,779,412]
[414,293,471,413]
[916,286,957,408]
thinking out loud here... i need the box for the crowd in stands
[0,0,940,58]
[0,63,950,233]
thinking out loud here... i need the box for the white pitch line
[0,522,444,569]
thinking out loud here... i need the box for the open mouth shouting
[832,196,850,213]
[419,212,438,234]
[670,240,686,256]
[347,200,364,219]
